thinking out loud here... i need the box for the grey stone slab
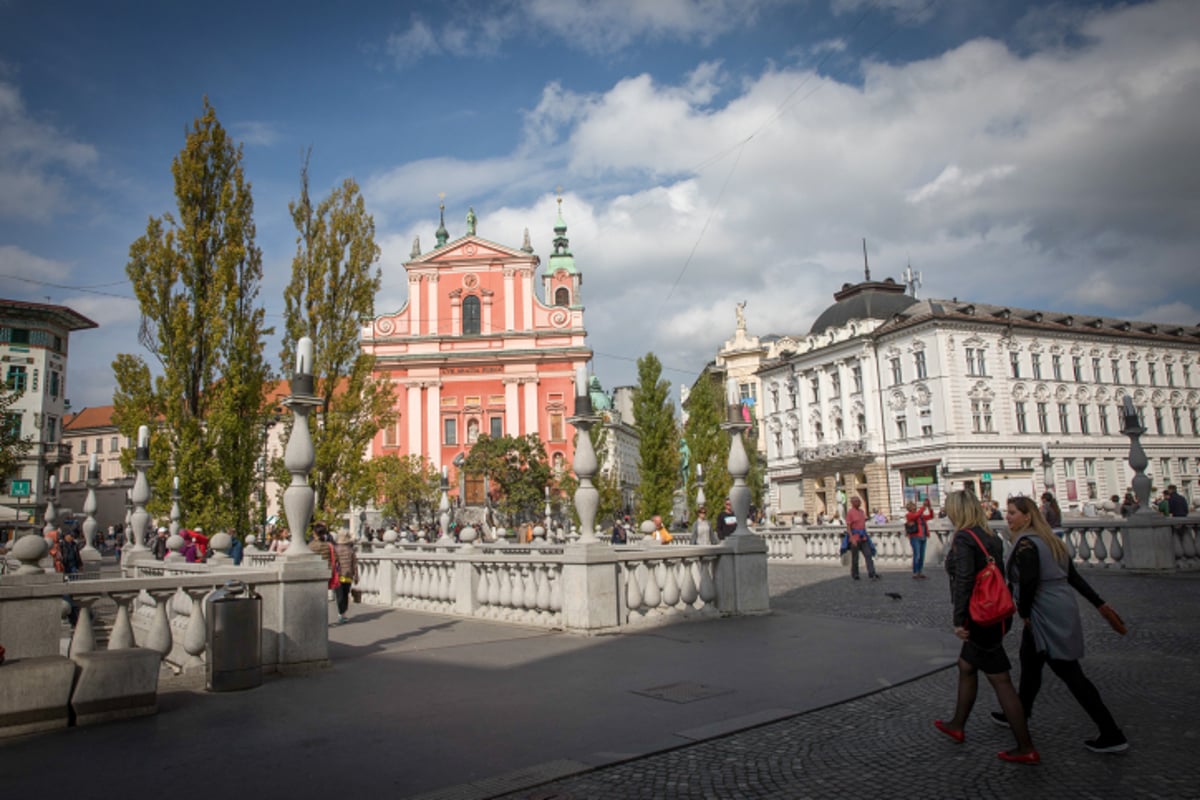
[675,707,799,741]
[632,680,734,704]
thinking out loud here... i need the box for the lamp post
[281,337,320,558]
[568,363,601,545]
[722,379,753,537]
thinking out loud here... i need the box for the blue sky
[2,0,1198,410]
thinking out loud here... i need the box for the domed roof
[809,278,918,335]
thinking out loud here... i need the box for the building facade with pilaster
[361,203,592,502]
[1,299,96,526]
[759,278,1200,521]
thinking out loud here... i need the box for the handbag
[904,519,919,535]
[961,528,1015,626]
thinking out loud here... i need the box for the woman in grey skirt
[994,496,1129,753]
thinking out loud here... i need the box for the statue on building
[410,235,421,259]
[466,207,477,236]
[735,300,747,331]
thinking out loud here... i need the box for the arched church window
[463,295,481,335]
[554,287,570,307]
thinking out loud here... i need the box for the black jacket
[945,525,1004,628]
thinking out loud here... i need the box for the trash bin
[205,580,262,692]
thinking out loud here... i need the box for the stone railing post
[281,338,319,561]
[1120,397,1175,570]
[123,426,153,565]
[716,403,768,614]
[80,461,101,567]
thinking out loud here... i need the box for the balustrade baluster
[625,561,643,613]
[107,592,137,649]
[548,565,563,615]
[662,559,681,607]
[68,597,99,657]
[182,588,208,670]
[679,559,698,606]
[498,565,512,609]
[642,561,662,611]
[1109,528,1124,565]
[1181,526,1198,560]
[697,557,717,605]
[488,564,502,606]
[1093,528,1109,565]
[1077,530,1093,564]
[145,590,176,658]
[510,564,526,610]
[476,565,490,606]
[535,565,550,612]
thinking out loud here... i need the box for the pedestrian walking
[331,528,358,625]
[994,496,1129,753]
[935,490,1038,764]
[905,498,934,579]
[845,496,878,581]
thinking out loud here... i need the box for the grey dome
[809,278,917,335]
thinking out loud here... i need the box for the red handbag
[961,528,1015,626]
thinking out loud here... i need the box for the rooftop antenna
[902,259,923,299]
[862,238,871,282]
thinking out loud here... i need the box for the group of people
[935,490,1129,764]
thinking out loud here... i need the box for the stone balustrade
[758,514,1200,572]
[353,538,767,634]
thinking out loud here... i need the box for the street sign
[9,479,30,498]
[981,472,993,482]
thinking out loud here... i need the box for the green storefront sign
[906,476,934,486]
[9,479,31,498]
[981,472,992,482]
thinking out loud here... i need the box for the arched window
[554,287,570,307]
[463,295,481,335]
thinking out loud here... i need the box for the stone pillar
[409,274,422,336]
[282,338,320,560]
[504,378,520,436]
[124,427,153,565]
[407,382,422,457]
[522,379,538,436]
[426,274,439,336]
[426,382,441,470]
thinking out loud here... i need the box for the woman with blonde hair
[993,496,1129,753]
[935,490,1038,764]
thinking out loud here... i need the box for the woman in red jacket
[905,498,934,579]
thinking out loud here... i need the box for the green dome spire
[435,196,449,248]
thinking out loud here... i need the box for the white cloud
[0,80,98,221]
[0,245,73,286]
[231,121,281,147]
[386,18,442,66]
[364,0,1200,389]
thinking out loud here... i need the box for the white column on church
[522,269,534,330]
[503,269,515,332]
[522,378,538,436]
[482,294,493,334]
[407,383,423,458]
[505,379,520,435]
[409,275,421,336]
[427,274,439,336]
[426,382,441,469]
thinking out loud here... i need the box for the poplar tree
[116,98,271,534]
[282,155,395,520]
[633,352,680,524]
[683,371,732,518]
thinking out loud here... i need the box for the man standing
[715,499,738,540]
[846,495,879,581]
[1166,485,1189,518]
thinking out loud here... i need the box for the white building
[758,277,1200,521]
[1,299,96,525]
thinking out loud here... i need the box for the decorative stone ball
[166,534,185,552]
[245,534,257,548]
[383,529,399,544]
[640,520,657,535]
[533,525,545,539]
[13,531,48,563]
[460,526,477,543]
[209,532,233,553]
[1100,500,1116,513]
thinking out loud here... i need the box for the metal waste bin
[205,580,262,692]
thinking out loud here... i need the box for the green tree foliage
[281,155,395,520]
[683,371,732,518]
[462,433,550,524]
[0,384,32,483]
[633,353,679,524]
[369,454,440,526]
[115,98,272,534]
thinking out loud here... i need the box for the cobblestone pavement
[496,565,1200,800]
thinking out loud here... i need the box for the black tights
[949,657,1035,753]
[336,582,351,615]
[1018,625,1120,737]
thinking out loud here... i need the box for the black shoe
[990,712,1010,728]
[870,574,881,580]
[852,575,860,580]
[1085,732,1129,753]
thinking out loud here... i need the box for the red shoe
[997,749,1041,765]
[934,720,964,743]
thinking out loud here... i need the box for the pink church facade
[361,203,591,502]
